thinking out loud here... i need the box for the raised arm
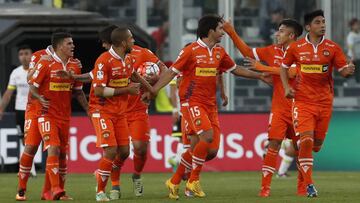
[223,21,255,58]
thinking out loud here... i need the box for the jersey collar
[197,38,216,57]
[109,46,126,66]
[305,33,325,53]
[46,45,53,56]
[53,52,70,70]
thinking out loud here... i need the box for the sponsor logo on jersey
[195,67,217,76]
[109,78,129,87]
[49,82,71,91]
[300,64,328,73]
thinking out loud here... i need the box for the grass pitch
[1,171,360,202]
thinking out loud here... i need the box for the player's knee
[313,139,323,152]
[24,145,38,155]
[104,146,118,159]
[206,149,218,161]
[47,146,60,156]
[134,147,147,157]
[268,139,282,151]
[313,145,322,152]
[118,147,130,161]
[201,129,214,143]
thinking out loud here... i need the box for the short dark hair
[279,19,303,37]
[18,44,32,52]
[349,18,359,27]
[99,25,119,44]
[51,31,72,50]
[271,8,286,16]
[197,14,223,39]
[111,27,130,47]
[304,9,324,25]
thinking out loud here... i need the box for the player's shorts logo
[195,118,201,126]
[102,132,110,139]
[43,135,50,141]
[300,64,328,73]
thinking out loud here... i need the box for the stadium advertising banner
[1,112,359,172]
[67,114,269,173]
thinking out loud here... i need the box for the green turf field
[1,171,360,202]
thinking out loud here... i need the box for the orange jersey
[171,39,236,107]
[282,35,347,106]
[253,45,294,113]
[26,47,53,118]
[89,47,134,116]
[30,53,82,121]
[126,45,159,113]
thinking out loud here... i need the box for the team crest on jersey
[323,50,330,56]
[195,119,201,126]
[216,54,221,60]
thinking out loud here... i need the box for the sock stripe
[19,169,31,173]
[98,172,111,176]
[262,168,275,174]
[300,162,313,166]
[263,165,276,171]
[193,156,205,162]
[20,165,32,170]
[192,159,204,166]
[180,158,192,169]
[298,158,313,162]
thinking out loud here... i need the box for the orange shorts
[292,101,332,141]
[24,115,42,146]
[37,116,69,151]
[127,111,150,142]
[268,111,297,142]
[181,102,220,150]
[91,112,130,148]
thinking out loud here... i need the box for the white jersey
[7,65,29,111]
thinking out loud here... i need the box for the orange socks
[189,140,209,183]
[111,157,124,187]
[298,135,314,185]
[46,155,60,191]
[18,152,34,190]
[97,157,112,193]
[261,147,279,188]
[171,149,192,185]
[133,153,147,176]
[59,158,67,190]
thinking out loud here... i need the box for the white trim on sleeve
[171,67,180,74]
[252,48,260,61]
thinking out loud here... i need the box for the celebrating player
[280,10,355,197]
[223,19,304,197]
[144,14,270,199]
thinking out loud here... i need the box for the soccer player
[222,19,304,197]
[15,45,54,201]
[28,31,88,200]
[145,14,270,199]
[90,27,154,202]
[58,25,167,199]
[280,10,355,197]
